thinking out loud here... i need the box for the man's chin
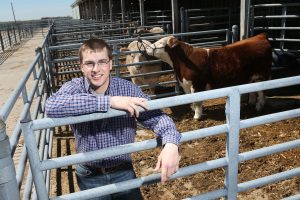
[90,81,103,89]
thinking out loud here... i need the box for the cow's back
[208,33,272,88]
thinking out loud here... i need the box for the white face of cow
[125,40,150,70]
[145,36,174,67]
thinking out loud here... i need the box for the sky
[0,0,75,22]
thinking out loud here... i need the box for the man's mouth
[92,74,102,80]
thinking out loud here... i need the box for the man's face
[80,47,112,93]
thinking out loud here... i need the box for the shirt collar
[84,76,111,95]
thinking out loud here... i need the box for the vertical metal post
[240,0,251,40]
[280,6,287,49]
[36,47,49,96]
[0,30,5,52]
[7,28,12,47]
[0,120,20,200]
[89,0,93,19]
[232,25,239,43]
[11,2,17,23]
[180,7,185,34]
[226,29,232,45]
[100,0,104,22]
[171,0,178,34]
[13,26,17,44]
[224,89,240,200]
[113,44,120,77]
[94,0,98,21]
[20,120,48,200]
[139,0,145,26]
[121,0,125,24]
[109,0,113,23]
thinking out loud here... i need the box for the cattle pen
[0,1,300,200]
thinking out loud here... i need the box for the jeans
[75,163,143,200]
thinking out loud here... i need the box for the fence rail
[20,75,300,200]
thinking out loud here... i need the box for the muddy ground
[50,68,300,199]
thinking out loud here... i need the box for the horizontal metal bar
[238,167,300,192]
[253,3,300,8]
[255,15,299,19]
[48,29,228,51]
[31,75,300,130]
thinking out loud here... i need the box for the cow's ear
[168,36,178,48]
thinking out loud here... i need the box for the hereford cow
[145,33,272,119]
[120,40,162,93]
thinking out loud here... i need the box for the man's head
[79,38,112,64]
[79,39,113,94]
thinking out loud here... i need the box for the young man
[46,38,181,200]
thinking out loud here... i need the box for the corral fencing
[47,23,234,98]
[0,28,52,200]
[0,17,299,200]
[0,19,52,65]
[20,73,300,200]
[249,2,300,53]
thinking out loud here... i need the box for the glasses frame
[83,59,111,69]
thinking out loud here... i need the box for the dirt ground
[49,67,300,200]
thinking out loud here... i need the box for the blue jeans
[75,163,143,200]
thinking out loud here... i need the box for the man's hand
[154,143,179,184]
[110,96,148,118]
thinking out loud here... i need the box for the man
[46,38,181,200]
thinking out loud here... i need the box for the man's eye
[85,62,94,67]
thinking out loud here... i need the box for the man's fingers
[132,104,140,118]
[154,160,161,172]
[134,98,148,110]
[161,167,168,183]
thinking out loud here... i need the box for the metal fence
[0,28,52,200]
[249,2,300,53]
[0,14,300,199]
[46,25,233,98]
[0,19,52,65]
[20,75,300,200]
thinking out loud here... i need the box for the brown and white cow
[120,40,162,93]
[145,33,272,119]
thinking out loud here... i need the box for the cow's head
[121,40,154,70]
[145,36,178,67]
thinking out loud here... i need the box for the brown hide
[166,33,272,92]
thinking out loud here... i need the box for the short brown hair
[79,38,112,64]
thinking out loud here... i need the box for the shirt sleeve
[45,80,110,118]
[131,84,181,146]
[139,110,181,146]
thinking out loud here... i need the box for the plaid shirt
[46,76,181,167]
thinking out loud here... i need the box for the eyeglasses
[83,59,110,69]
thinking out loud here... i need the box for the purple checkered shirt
[46,76,181,168]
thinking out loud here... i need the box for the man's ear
[168,36,178,48]
[80,63,84,72]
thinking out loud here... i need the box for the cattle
[137,27,164,35]
[120,40,162,93]
[145,33,272,119]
